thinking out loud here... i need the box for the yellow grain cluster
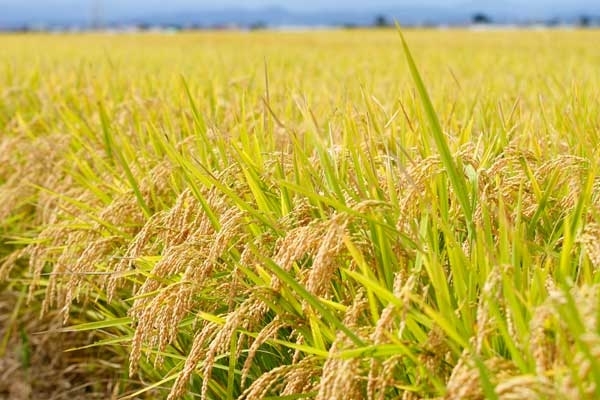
[1,29,600,399]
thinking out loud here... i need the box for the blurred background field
[1,29,599,148]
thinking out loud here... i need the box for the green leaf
[396,26,474,236]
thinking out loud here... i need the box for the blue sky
[1,0,599,11]
[1,0,598,26]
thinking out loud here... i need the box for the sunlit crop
[1,28,600,399]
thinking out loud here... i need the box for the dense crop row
[1,29,600,399]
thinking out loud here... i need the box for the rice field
[1,28,600,399]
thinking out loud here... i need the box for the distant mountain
[456,0,600,22]
[0,3,87,27]
[131,6,471,28]
[1,2,599,29]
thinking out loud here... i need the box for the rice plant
[1,28,600,399]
